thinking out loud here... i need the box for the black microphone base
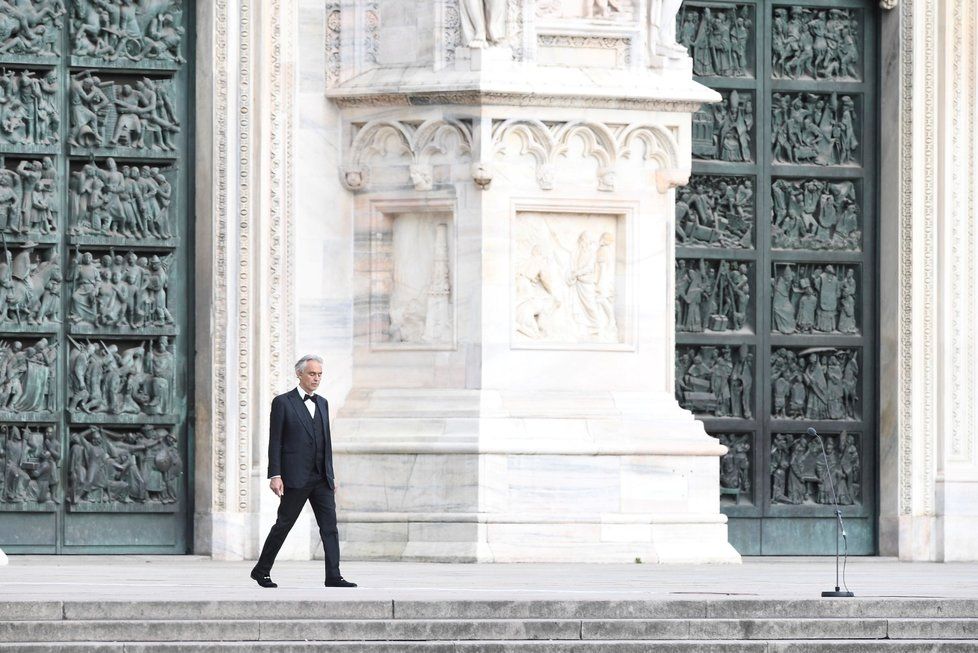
[821,590,855,598]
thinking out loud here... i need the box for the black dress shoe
[324,576,357,588]
[250,568,278,588]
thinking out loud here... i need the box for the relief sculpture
[68,250,174,329]
[68,426,181,507]
[691,89,753,162]
[71,0,185,64]
[0,158,58,236]
[772,7,859,80]
[0,1,65,57]
[677,4,752,77]
[771,263,858,335]
[676,344,753,418]
[69,72,179,153]
[0,241,61,326]
[0,424,60,506]
[387,220,453,346]
[0,69,59,146]
[67,336,174,418]
[0,337,57,415]
[772,92,858,166]
[676,175,753,249]
[770,347,858,421]
[69,159,174,241]
[676,258,750,333]
[514,214,619,345]
[771,431,860,505]
[771,178,860,251]
[716,432,751,505]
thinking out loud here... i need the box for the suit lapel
[316,395,330,438]
[287,389,316,440]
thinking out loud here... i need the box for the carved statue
[770,263,857,335]
[677,4,752,77]
[68,249,173,328]
[770,348,858,421]
[0,241,61,325]
[459,0,506,48]
[677,344,751,417]
[676,258,749,333]
[772,431,859,505]
[588,0,624,19]
[69,72,179,152]
[0,157,57,238]
[68,337,174,418]
[0,68,60,146]
[676,176,753,248]
[70,0,184,63]
[717,433,751,505]
[772,92,858,166]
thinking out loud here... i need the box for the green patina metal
[676,0,877,554]
[0,0,191,553]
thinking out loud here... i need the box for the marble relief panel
[371,212,455,348]
[676,344,753,419]
[770,430,861,506]
[676,174,754,249]
[513,211,623,346]
[536,0,637,21]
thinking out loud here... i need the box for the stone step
[4,599,978,622]
[1,618,977,643]
[4,640,978,653]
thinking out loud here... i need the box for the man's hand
[269,477,284,497]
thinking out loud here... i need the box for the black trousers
[254,477,341,580]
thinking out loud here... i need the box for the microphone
[808,427,854,597]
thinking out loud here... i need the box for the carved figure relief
[69,72,179,153]
[384,218,454,346]
[514,212,620,345]
[69,160,174,241]
[0,157,58,236]
[676,175,753,248]
[67,336,174,418]
[772,7,860,81]
[772,92,859,165]
[677,4,752,77]
[770,347,859,421]
[676,344,753,418]
[68,426,180,507]
[70,0,185,64]
[771,263,858,335]
[676,258,750,333]
[0,69,59,146]
[771,178,861,251]
[771,431,860,505]
[459,0,507,48]
[0,424,60,506]
[0,1,65,57]
[0,242,61,326]
[0,337,57,415]
[68,250,174,329]
[691,89,753,162]
[716,432,751,505]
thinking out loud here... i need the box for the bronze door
[675,0,877,554]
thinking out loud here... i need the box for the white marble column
[322,0,738,563]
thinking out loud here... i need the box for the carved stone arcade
[676,0,876,554]
[0,0,188,553]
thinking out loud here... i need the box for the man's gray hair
[295,354,324,373]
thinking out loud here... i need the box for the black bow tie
[303,394,315,403]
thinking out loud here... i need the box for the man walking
[250,354,356,588]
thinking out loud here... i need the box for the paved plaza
[3,556,977,603]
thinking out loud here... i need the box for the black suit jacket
[267,389,334,489]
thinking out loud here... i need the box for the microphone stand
[807,427,854,598]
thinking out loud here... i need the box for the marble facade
[5,0,970,565]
